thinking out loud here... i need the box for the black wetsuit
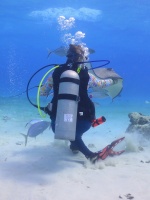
[50,63,96,158]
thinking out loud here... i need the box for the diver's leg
[51,118,95,158]
[70,119,95,157]
[51,119,55,133]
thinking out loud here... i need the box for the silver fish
[21,120,51,146]
[25,119,43,128]
[47,46,95,57]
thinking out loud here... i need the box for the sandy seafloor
[0,96,150,200]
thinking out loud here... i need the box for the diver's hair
[67,44,85,57]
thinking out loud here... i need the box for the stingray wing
[88,67,123,99]
[104,78,123,99]
[92,68,122,79]
[89,78,123,99]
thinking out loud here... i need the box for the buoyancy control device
[55,70,80,141]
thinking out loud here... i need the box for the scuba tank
[55,70,80,141]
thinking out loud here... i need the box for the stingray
[21,120,51,146]
[88,67,123,99]
[92,67,122,79]
[47,46,95,57]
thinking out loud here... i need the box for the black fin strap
[60,77,80,85]
[58,93,80,102]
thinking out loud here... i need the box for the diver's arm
[88,73,114,88]
[40,76,53,96]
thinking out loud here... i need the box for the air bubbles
[57,16,75,30]
[56,15,89,58]
[62,31,86,45]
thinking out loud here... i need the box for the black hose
[26,64,58,109]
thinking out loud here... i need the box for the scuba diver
[39,44,125,163]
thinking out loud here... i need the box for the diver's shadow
[0,144,83,184]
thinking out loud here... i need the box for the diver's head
[66,44,87,64]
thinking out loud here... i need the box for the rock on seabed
[126,112,150,138]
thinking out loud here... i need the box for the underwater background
[1,2,150,199]
[0,0,150,116]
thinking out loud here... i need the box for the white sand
[0,98,150,200]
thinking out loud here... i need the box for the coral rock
[126,112,150,138]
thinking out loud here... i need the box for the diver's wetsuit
[49,63,96,158]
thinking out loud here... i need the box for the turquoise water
[0,0,150,131]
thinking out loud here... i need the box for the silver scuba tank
[55,70,80,141]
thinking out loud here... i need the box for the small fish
[47,46,95,57]
[25,119,43,128]
[47,46,67,57]
[21,120,51,146]
[2,116,11,122]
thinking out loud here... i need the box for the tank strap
[59,77,80,85]
[58,94,80,102]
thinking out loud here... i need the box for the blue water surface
[0,0,150,105]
